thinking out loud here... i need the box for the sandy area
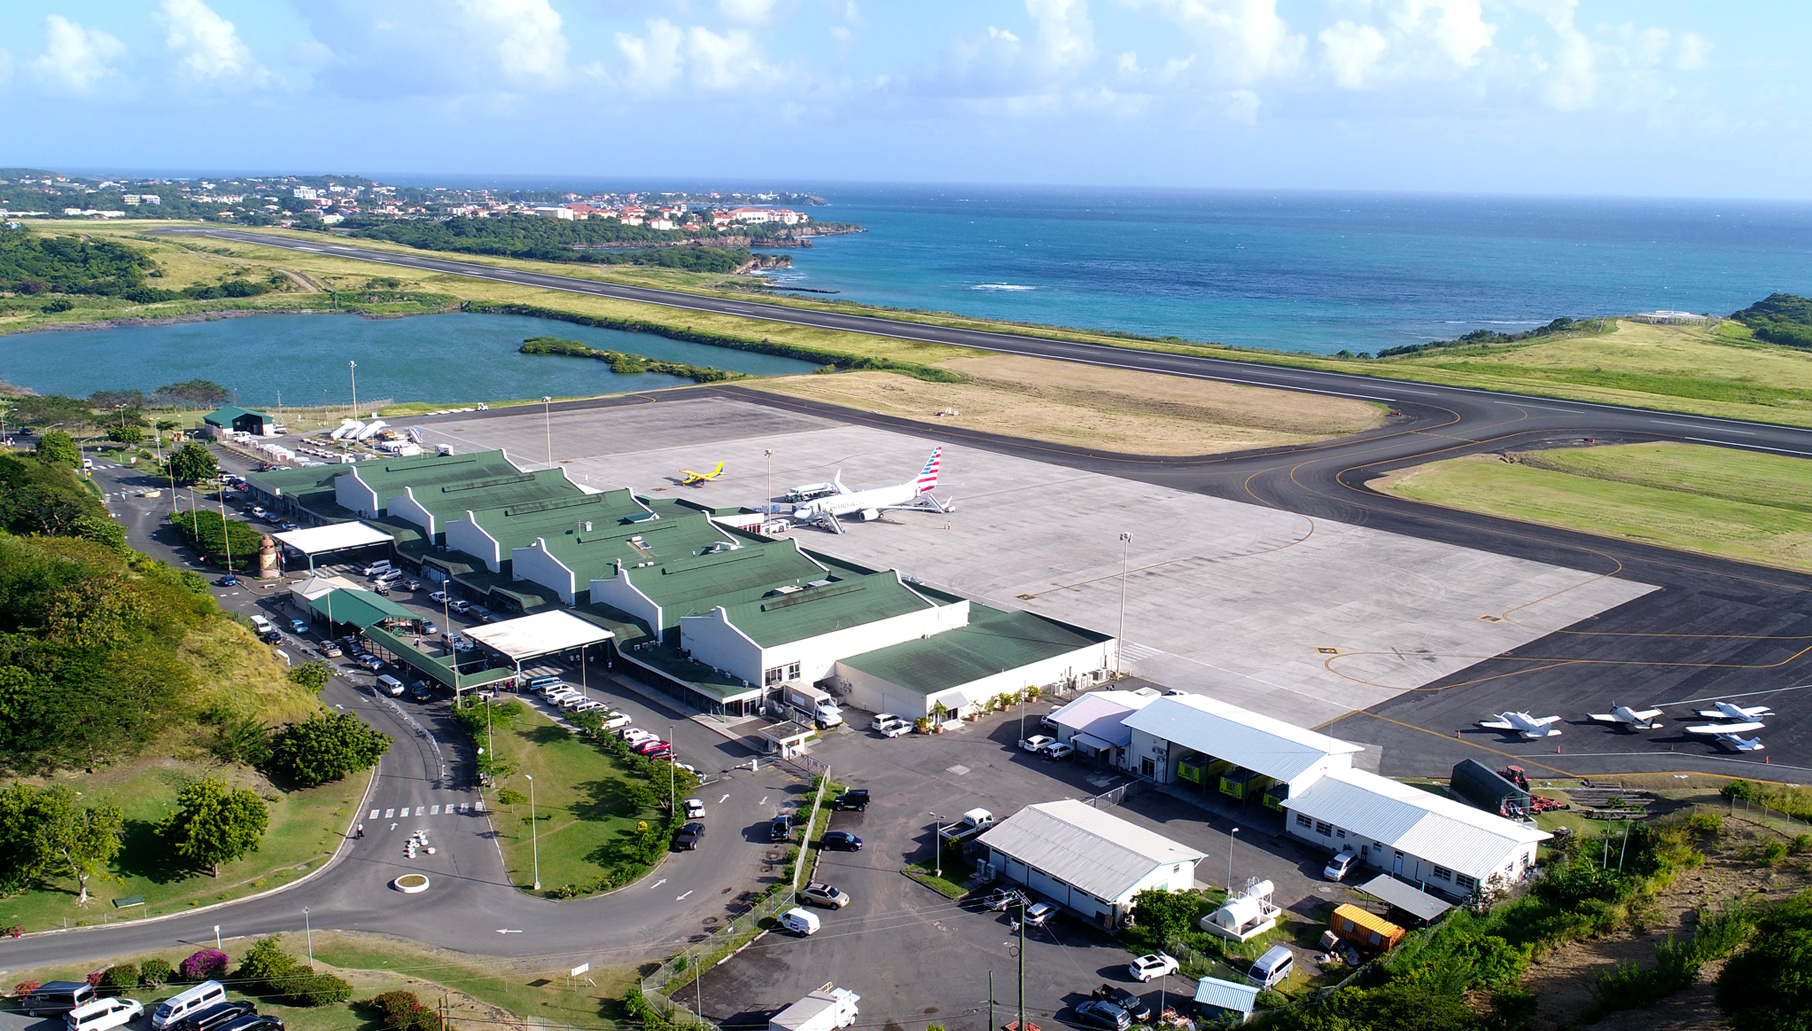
[750,353,1386,455]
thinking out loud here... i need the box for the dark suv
[19,982,95,1017]
[176,1001,259,1031]
[831,789,869,811]
[770,814,793,842]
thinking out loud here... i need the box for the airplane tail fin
[833,470,849,494]
[712,462,723,478]
[914,446,943,494]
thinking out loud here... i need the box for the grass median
[1376,442,1812,572]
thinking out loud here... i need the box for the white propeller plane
[1477,712,1563,739]
[1587,704,1665,730]
[1696,701,1774,721]
[1684,722,1767,751]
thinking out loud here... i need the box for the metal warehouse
[1120,693,1364,809]
[976,799,1204,928]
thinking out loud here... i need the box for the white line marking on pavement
[385,808,395,818]
[430,805,440,814]
[650,878,667,890]
[370,810,379,819]
[718,794,730,804]
[676,891,692,901]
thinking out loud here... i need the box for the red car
[634,739,668,755]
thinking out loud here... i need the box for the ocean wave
[969,283,1036,292]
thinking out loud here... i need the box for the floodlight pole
[526,774,540,891]
[349,360,358,417]
[303,907,313,966]
[930,812,942,879]
[1228,826,1240,894]
[218,486,234,573]
[764,448,774,517]
[1118,532,1133,671]
[542,396,553,469]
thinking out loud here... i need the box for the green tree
[167,443,218,486]
[287,661,331,694]
[37,787,123,904]
[69,516,129,555]
[267,712,391,787]
[1717,894,1812,1031]
[161,778,268,877]
[105,423,144,446]
[34,430,79,467]
[1131,887,1202,943]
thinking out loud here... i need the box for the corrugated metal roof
[464,610,614,662]
[204,405,268,427]
[273,521,394,555]
[1331,903,1405,944]
[977,799,1204,903]
[309,588,417,628]
[715,571,933,647]
[838,606,1110,696]
[410,468,582,523]
[1050,690,1159,747]
[1192,977,1258,1014]
[1122,694,1363,782]
[1285,767,1549,880]
[1356,874,1453,921]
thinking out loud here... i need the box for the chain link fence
[639,886,798,1029]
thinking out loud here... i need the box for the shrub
[14,980,42,996]
[1760,841,1790,866]
[360,989,446,1031]
[236,935,297,986]
[279,970,353,1007]
[179,949,229,980]
[1687,813,1724,836]
[98,965,139,993]
[1791,834,1812,855]
[1723,780,1756,801]
[497,788,526,806]
[139,959,173,987]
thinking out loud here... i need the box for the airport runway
[153,227,1812,776]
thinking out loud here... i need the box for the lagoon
[0,312,819,406]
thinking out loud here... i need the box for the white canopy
[288,574,362,604]
[463,610,613,663]
[273,521,394,556]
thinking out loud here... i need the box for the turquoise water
[756,186,1812,354]
[0,312,818,405]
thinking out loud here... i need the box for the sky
[0,1,1805,199]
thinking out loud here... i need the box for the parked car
[1324,850,1358,882]
[212,1015,284,1031]
[258,629,282,644]
[1074,999,1131,1031]
[820,831,862,852]
[370,581,390,596]
[19,981,96,1017]
[622,728,656,746]
[409,682,434,702]
[279,521,301,532]
[403,580,422,592]
[800,881,851,908]
[971,887,1020,912]
[633,738,669,755]
[683,798,706,819]
[320,643,342,658]
[1024,901,1055,926]
[213,575,239,587]
[448,599,471,614]
[1091,986,1150,1022]
[68,998,144,1031]
[1018,734,1055,753]
[172,1001,257,1031]
[600,711,632,730]
[419,620,438,634]
[770,814,793,842]
[832,789,870,811]
[1128,953,1179,982]
[428,590,449,603]
[1043,742,1075,760]
[673,822,705,851]
[878,719,911,738]
[871,712,903,732]
[1040,712,1060,732]
[646,745,673,760]
[289,619,310,634]
[359,655,384,671]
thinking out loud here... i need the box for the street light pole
[930,812,941,879]
[1118,532,1133,671]
[542,396,553,469]
[764,448,774,517]
[348,361,358,417]
[217,484,234,575]
[526,774,540,891]
[1228,826,1240,894]
[303,907,313,966]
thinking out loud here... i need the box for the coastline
[0,306,349,337]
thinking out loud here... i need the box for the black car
[175,1001,259,1031]
[673,822,705,850]
[1091,986,1151,1021]
[1074,999,1131,1031]
[214,1015,284,1031]
[820,831,862,851]
[831,789,870,811]
[409,682,434,701]
[258,629,282,644]
[770,814,793,843]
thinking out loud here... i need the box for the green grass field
[481,707,655,893]
[1379,442,1812,573]
[0,761,366,933]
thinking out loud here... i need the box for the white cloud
[1136,0,1305,83]
[1392,0,1495,68]
[29,15,126,95]
[988,27,1021,44]
[1676,31,1711,71]
[616,19,684,95]
[1535,0,1596,110]
[158,0,274,87]
[686,26,768,91]
[720,0,781,23]
[1320,20,1387,89]
[1026,0,1096,76]
[457,0,569,85]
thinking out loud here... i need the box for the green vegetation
[287,660,330,694]
[1374,316,1609,358]
[453,699,696,896]
[347,212,820,271]
[267,711,391,788]
[518,337,747,383]
[0,227,159,296]
[171,509,265,571]
[167,442,219,485]
[236,934,355,1007]
[1379,443,1812,574]
[1586,902,1754,1021]
[1717,892,1812,1031]
[1733,292,1812,350]
[0,784,123,902]
[160,778,270,877]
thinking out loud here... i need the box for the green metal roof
[204,405,268,427]
[447,566,562,613]
[710,571,936,648]
[594,536,831,630]
[364,626,516,688]
[626,640,763,704]
[465,487,657,556]
[309,588,419,628]
[838,605,1112,696]
[348,451,534,498]
[402,467,580,524]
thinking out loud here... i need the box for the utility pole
[988,971,994,1031]
[764,448,774,517]
[218,484,234,574]
[542,396,553,468]
[668,724,676,815]
[349,360,358,417]
[303,907,313,966]
[1118,532,1133,671]
[1228,826,1239,894]
[526,774,540,891]
[1017,893,1026,1031]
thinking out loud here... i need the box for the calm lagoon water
[0,312,818,406]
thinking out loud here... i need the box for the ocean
[747,186,1812,355]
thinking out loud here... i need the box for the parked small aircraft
[1587,704,1665,730]
[1477,712,1563,739]
[1695,701,1774,721]
[1684,722,1767,751]
[680,462,725,486]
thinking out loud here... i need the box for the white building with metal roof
[1048,688,1162,764]
[975,799,1204,928]
[1120,693,1363,795]
[1282,766,1549,899]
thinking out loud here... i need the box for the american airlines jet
[790,447,951,533]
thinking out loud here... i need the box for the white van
[67,998,143,1031]
[1246,944,1295,989]
[151,980,227,1030]
[249,614,272,631]
[376,674,406,697]
[362,560,393,577]
[778,907,821,936]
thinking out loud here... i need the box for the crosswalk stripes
[368,800,484,823]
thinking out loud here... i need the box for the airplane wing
[1724,735,1766,752]
[1686,721,1767,735]
[1696,709,1732,719]
[1587,713,1621,723]
[1477,720,1515,731]
[1532,715,1562,726]
[1629,708,1664,722]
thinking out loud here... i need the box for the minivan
[777,907,820,936]
[152,980,227,1030]
[67,997,143,1031]
[376,674,406,697]
[362,560,393,577]
[527,675,565,692]
[1246,944,1295,988]
[21,982,96,1017]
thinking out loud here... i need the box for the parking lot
[692,706,1358,1031]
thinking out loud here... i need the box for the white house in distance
[976,799,1205,928]
[1281,767,1549,897]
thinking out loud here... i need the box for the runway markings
[1479,614,1504,622]
[1317,647,1339,655]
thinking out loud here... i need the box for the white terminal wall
[444,513,504,571]
[512,539,579,605]
[681,594,968,690]
[834,636,1114,719]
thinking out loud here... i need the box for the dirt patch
[751,353,1385,455]
[1520,815,1812,1030]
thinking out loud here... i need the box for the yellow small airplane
[680,462,725,486]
